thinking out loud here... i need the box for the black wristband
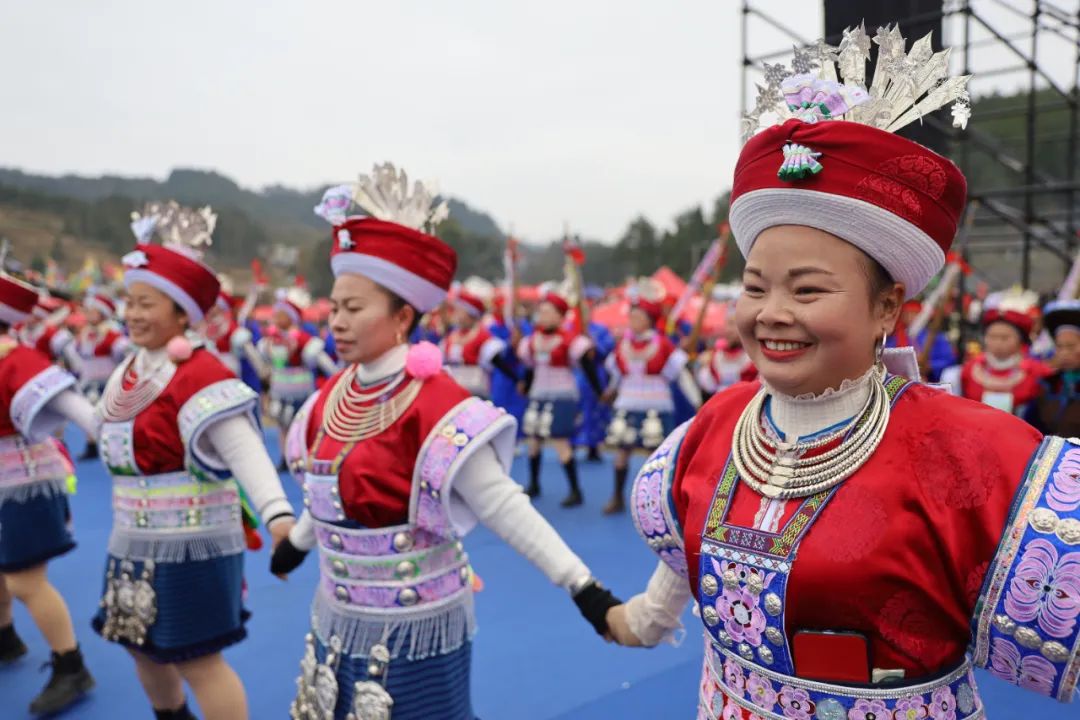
[270,537,309,576]
[573,582,622,636]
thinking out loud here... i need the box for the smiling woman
[602,25,1080,719]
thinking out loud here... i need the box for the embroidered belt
[703,640,984,720]
[112,472,241,532]
[314,520,470,610]
[0,434,72,489]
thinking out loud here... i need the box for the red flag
[562,234,585,265]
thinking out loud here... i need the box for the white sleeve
[288,510,317,551]
[676,367,703,409]
[203,413,295,527]
[451,443,590,592]
[624,560,692,647]
[45,389,99,438]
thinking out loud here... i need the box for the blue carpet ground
[1,428,1073,719]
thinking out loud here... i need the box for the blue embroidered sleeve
[630,420,692,579]
[971,435,1080,703]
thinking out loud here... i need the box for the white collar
[356,344,408,386]
[765,366,877,442]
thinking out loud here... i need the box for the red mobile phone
[792,630,871,684]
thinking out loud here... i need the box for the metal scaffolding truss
[739,0,1080,294]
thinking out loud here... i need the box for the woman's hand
[605,604,644,647]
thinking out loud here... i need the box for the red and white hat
[273,290,303,326]
[453,289,487,318]
[124,201,220,323]
[540,291,570,315]
[730,25,971,298]
[316,166,455,314]
[85,290,118,319]
[627,277,667,321]
[982,288,1039,342]
[0,274,41,325]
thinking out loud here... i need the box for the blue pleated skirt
[91,552,248,663]
[313,635,474,720]
[0,489,75,572]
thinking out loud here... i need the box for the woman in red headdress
[960,289,1050,416]
[600,279,701,514]
[0,272,100,716]
[440,289,517,400]
[91,202,295,720]
[270,169,618,720]
[604,28,1078,717]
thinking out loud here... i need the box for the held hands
[268,517,308,580]
[605,604,644,647]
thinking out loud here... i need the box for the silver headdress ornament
[352,162,449,232]
[129,201,217,260]
[740,23,972,145]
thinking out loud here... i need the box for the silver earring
[874,330,887,367]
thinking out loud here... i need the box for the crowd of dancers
[1,21,1079,720]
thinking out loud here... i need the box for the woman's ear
[879,283,906,334]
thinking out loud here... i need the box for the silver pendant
[290,634,342,720]
[346,643,393,720]
[640,410,664,449]
[100,559,157,647]
[538,403,554,438]
[522,402,539,436]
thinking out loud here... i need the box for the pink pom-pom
[405,341,443,379]
[166,335,194,363]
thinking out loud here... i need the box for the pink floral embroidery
[777,685,813,720]
[848,698,892,720]
[928,686,956,720]
[456,402,499,436]
[719,587,767,646]
[893,696,927,720]
[1048,448,1080,512]
[988,637,1058,695]
[634,470,666,536]
[723,657,746,698]
[1004,538,1080,639]
[415,571,463,602]
[419,438,459,492]
[746,671,777,710]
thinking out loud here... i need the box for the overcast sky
[2,1,1075,243]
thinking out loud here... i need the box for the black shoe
[155,702,198,720]
[0,624,28,664]
[29,647,94,715]
[78,441,99,461]
[525,481,540,498]
[585,446,603,462]
[277,456,289,473]
[560,489,584,508]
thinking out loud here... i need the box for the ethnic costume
[92,201,294,663]
[696,340,758,397]
[625,28,1077,716]
[1027,300,1080,436]
[206,291,266,392]
[961,290,1050,415]
[0,275,99,574]
[16,295,73,361]
[605,282,702,453]
[260,293,340,431]
[516,296,594,441]
[440,290,509,399]
[887,300,957,383]
[56,291,130,404]
[277,170,615,720]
